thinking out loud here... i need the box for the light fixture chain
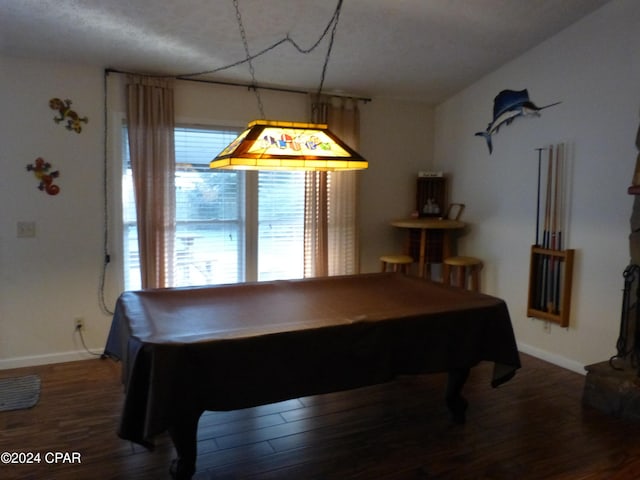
[233,0,265,119]
[316,0,343,98]
[180,0,343,83]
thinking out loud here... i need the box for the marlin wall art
[475,89,561,154]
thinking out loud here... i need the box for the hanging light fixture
[210,0,367,171]
[211,119,367,171]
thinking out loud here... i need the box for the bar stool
[380,254,413,274]
[443,256,483,291]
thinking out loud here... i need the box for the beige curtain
[126,75,176,289]
[304,95,361,277]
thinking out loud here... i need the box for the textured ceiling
[0,0,612,103]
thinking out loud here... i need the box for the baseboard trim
[518,342,586,375]
[0,349,104,371]
[1,342,586,375]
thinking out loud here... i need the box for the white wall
[6,2,634,372]
[5,2,633,372]
[434,0,640,372]
[0,57,107,367]
[0,58,433,368]
[359,98,435,272]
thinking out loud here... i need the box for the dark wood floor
[1,353,640,479]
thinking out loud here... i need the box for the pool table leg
[168,407,203,480]
[446,368,470,424]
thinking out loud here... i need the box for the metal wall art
[49,97,88,133]
[475,89,560,154]
[26,157,60,195]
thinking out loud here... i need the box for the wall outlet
[74,317,85,331]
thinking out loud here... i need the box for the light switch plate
[17,221,36,238]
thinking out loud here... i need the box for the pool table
[104,272,520,479]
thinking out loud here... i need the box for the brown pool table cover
[105,272,520,447]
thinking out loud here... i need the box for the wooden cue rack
[409,176,448,267]
[416,176,447,218]
[527,246,575,327]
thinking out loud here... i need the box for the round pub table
[390,218,466,278]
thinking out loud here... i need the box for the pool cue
[539,146,553,310]
[552,143,564,314]
[547,144,560,313]
[535,148,544,246]
[534,147,545,309]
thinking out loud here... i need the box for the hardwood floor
[1,353,640,479]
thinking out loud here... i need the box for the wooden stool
[443,256,482,291]
[380,254,413,274]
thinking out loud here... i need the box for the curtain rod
[105,68,372,103]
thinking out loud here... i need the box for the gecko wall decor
[49,97,88,133]
[27,157,60,195]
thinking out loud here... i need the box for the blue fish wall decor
[475,89,561,154]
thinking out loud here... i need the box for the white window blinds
[258,171,305,281]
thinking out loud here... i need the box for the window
[123,126,305,290]
[258,171,305,281]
